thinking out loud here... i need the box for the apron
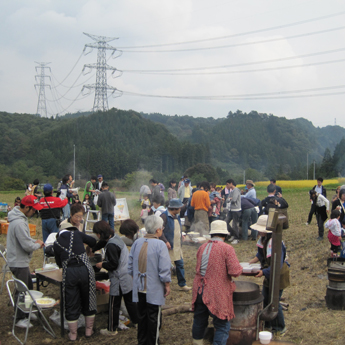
[170,219,183,262]
[55,230,97,312]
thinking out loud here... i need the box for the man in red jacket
[39,183,68,243]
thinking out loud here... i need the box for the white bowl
[29,290,44,300]
[259,340,270,345]
[259,331,272,344]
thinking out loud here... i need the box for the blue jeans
[102,213,114,230]
[175,258,186,287]
[192,290,230,345]
[262,286,285,331]
[42,218,59,243]
[242,208,258,240]
[63,203,70,220]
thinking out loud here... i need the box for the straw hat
[246,179,255,186]
[250,215,272,233]
[209,220,230,236]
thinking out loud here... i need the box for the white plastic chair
[0,243,11,294]
[6,277,56,345]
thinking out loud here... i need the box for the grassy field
[0,186,344,345]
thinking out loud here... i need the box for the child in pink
[140,204,149,224]
[326,210,342,257]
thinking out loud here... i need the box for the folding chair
[6,277,56,345]
[0,243,11,294]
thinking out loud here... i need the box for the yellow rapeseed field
[218,178,344,189]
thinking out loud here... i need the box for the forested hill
[141,111,345,172]
[0,109,210,185]
[0,108,344,189]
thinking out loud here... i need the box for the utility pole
[73,144,76,182]
[307,153,309,180]
[34,62,51,117]
[82,32,122,112]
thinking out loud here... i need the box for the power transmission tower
[82,32,122,112]
[34,62,51,117]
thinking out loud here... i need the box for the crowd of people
[139,177,289,247]
[4,174,304,345]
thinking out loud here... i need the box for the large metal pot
[227,281,264,345]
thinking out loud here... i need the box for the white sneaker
[100,328,118,336]
[179,285,192,291]
[231,240,239,244]
[305,222,309,226]
[228,236,235,242]
[16,318,33,328]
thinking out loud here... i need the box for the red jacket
[192,239,242,320]
[39,196,68,219]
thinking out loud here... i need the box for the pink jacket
[192,240,242,320]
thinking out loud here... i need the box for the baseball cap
[97,174,103,178]
[43,183,53,193]
[21,195,43,210]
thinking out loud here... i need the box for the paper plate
[36,297,56,308]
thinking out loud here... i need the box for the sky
[1,0,345,128]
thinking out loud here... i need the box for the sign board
[114,198,130,221]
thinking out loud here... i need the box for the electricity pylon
[35,62,51,117]
[82,32,122,112]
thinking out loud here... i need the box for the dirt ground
[1,189,345,344]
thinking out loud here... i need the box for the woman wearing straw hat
[249,215,290,334]
[191,220,242,345]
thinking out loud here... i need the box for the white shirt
[316,194,330,210]
[315,185,323,194]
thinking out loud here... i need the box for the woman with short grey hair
[128,214,171,344]
[144,215,163,234]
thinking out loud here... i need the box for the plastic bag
[50,309,85,330]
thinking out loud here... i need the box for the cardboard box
[96,290,109,314]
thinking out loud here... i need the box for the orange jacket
[191,190,211,211]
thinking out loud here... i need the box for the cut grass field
[0,186,344,344]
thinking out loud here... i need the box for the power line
[121,26,345,53]
[54,91,93,116]
[120,84,345,100]
[123,47,345,73]
[50,51,84,88]
[123,57,345,76]
[118,11,345,49]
